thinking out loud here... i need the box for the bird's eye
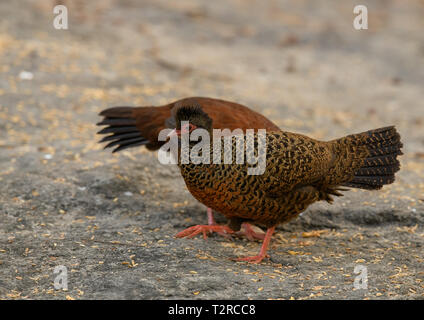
[180,123,197,134]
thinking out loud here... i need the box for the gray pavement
[0,0,423,299]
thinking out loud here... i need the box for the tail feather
[342,181,384,190]
[97,106,148,153]
[354,163,400,176]
[331,126,402,190]
[362,153,401,167]
[99,132,142,143]
[97,118,136,126]
[99,106,133,118]
[367,145,402,157]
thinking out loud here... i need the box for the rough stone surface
[0,0,423,300]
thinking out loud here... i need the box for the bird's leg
[235,226,275,263]
[207,207,216,225]
[175,224,235,240]
[236,222,265,241]
[205,208,258,240]
[204,208,232,238]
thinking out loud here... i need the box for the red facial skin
[167,123,197,138]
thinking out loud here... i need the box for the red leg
[207,207,216,225]
[235,226,275,263]
[236,222,265,241]
[175,224,234,240]
[206,209,262,241]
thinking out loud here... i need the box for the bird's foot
[235,223,265,241]
[175,225,234,240]
[233,226,276,264]
[234,254,270,264]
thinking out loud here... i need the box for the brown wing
[259,131,334,196]
[97,97,280,152]
[97,105,171,152]
[188,97,280,132]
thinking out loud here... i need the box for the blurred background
[1,0,423,144]
[0,0,423,299]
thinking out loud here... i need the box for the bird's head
[167,104,212,138]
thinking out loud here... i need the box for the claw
[175,225,235,240]
[205,209,263,241]
[236,223,265,241]
[234,254,270,264]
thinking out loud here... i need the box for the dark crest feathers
[175,104,213,129]
[175,104,210,121]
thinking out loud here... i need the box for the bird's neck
[177,129,213,166]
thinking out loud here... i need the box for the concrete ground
[0,0,423,299]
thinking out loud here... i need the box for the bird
[97,97,280,239]
[168,104,403,263]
